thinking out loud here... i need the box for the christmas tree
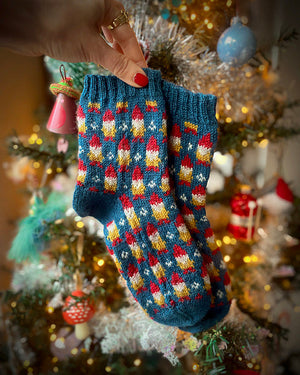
[1,1,300,374]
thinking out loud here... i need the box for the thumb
[89,36,148,88]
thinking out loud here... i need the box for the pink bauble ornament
[47,65,80,135]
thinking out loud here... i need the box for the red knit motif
[173,245,196,274]
[131,105,145,142]
[125,232,145,264]
[88,102,101,114]
[191,185,206,209]
[76,159,87,186]
[169,123,182,156]
[181,204,200,233]
[178,155,193,186]
[148,252,167,283]
[160,168,171,196]
[196,133,213,165]
[146,223,168,254]
[116,101,128,114]
[132,166,145,199]
[77,105,85,118]
[146,136,160,172]
[117,135,131,172]
[104,164,117,194]
[89,134,101,148]
[149,192,170,225]
[103,109,114,122]
[127,263,147,295]
[171,272,190,302]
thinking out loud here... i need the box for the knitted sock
[73,69,212,332]
[162,79,232,331]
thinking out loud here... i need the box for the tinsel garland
[92,286,179,365]
[42,5,300,155]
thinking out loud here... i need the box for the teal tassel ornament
[8,192,67,263]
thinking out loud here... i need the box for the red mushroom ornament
[62,290,95,340]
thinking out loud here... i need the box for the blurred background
[0,0,299,374]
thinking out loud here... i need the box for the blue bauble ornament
[217,17,257,66]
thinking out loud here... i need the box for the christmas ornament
[47,65,80,134]
[57,137,69,153]
[50,327,85,360]
[62,289,95,340]
[228,185,258,241]
[260,177,294,215]
[206,169,225,194]
[217,17,257,66]
[8,192,67,262]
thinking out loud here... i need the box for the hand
[0,0,148,87]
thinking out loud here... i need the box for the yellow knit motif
[168,137,181,155]
[150,235,166,254]
[132,181,146,197]
[116,101,128,110]
[179,167,193,185]
[131,121,145,138]
[107,221,121,243]
[196,146,211,164]
[173,284,190,299]
[124,208,140,232]
[160,120,167,138]
[145,100,157,108]
[117,151,131,169]
[146,154,161,170]
[191,195,205,207]
[153,292,165,306]
[160,180,170,195]
[78,121,86,135]
[131,274,145,291]
[184,121,198,133]
[177,226,192,244]
[102,122,116,139]
[77,171,86,185]
[176,257,195,272]
[88,102,100,111]
[104,177,117,193]
[150,262,166,280]
[152,205,169,222]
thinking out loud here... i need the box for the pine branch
[7,135,77,171]
[236,298,289,341]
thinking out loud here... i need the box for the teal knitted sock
[162,79,232,332]
[73,69,212,332]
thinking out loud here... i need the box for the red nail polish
[134,73,149,87]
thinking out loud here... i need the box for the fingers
[103,23,147,69]
[88,34,148,88]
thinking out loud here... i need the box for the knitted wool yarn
[162,79,232,331]
[73,69,212,332]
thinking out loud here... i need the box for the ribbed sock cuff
[162,79,217,125]
[81,68,162,102]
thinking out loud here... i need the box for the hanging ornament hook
[59,64,67,81]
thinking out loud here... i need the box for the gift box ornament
[228,185,258,241]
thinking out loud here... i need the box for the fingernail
[134,73,148,87]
